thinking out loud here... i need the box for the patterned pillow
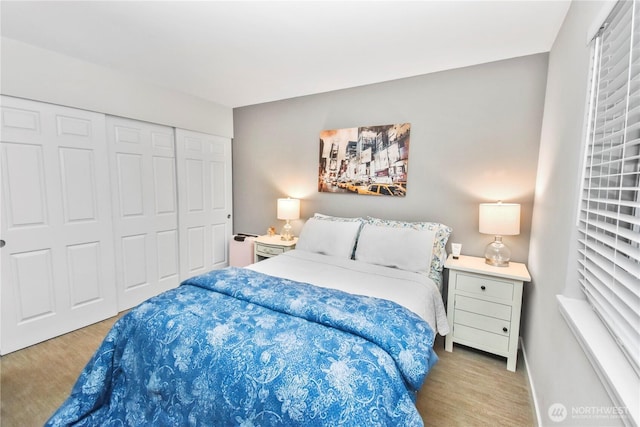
[365,217,453,280]
[313,213,364,223]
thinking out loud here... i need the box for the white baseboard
[520,337,542,426]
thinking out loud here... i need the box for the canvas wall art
[318,123,410,196]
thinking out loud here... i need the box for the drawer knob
[503,327,508,333]
[480,285,486,291]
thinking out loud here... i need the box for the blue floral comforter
[46,267,438,426]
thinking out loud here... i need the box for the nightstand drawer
[253,236,297,263]
[455,273,514,301]
[455,295,511,320]
[453,309,511,335]
[453,324,510,353]
[255,245,285,257]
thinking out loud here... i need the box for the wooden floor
[1,316,536,426]
[418,337,536,426]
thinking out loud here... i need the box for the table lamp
[277,198,300,241]
[479,202,520,267]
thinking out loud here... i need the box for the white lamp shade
[479,203,520,236]
[277,198,300,220]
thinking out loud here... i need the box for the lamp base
[484,236,511,267]
[281,221,294,241]
[485,257,510,267]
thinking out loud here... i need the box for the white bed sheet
[247,249,450,336]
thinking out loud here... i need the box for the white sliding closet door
[106,116,179,311]
[0,96,117,354]
[176,129,232,280]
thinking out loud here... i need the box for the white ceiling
[1,1,571,108]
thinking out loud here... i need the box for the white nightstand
[253,235,297,262]
[444,254,531,371]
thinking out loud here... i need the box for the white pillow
[296,217,362,258]
[365,217,452,274]
[355,224,436,273]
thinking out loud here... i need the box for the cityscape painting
[318,123,410,196]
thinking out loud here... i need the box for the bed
[46,215,452,427]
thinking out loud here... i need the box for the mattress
[248,249,450,336]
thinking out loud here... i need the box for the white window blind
[579,0,640,375]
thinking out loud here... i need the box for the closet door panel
[1,96,117,355]
[107,116,179,311]
[177,129,232,280]
[67,241,102,306]
[186,159,205,211]
[187,226,206,272]
[153,157,177,214]
[2,143,48,227]
[157,229,179,280]
[59,147,98,222]
[211,160,228,209]
[10,249,55,321]
[121,234,148,290]
[212,223,227,266]
[116,153,145,217]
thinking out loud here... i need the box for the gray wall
[1,37,233,137]
[232,54,548,263]
[525,1,620,425]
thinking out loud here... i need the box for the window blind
[578,0,640,375]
